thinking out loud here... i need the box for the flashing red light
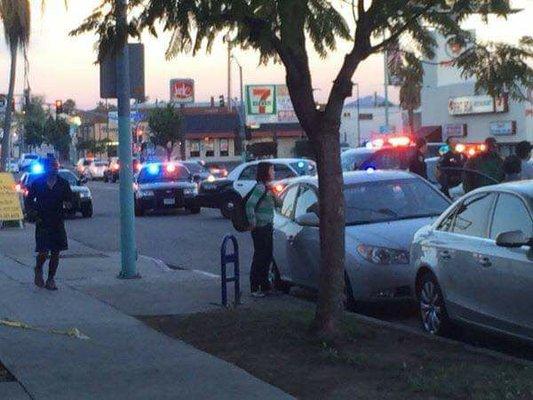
[14,183,21,192]
[455,144,466,153]
[388,136,411,147]
[166,163,176,173]
[468,148,476,157]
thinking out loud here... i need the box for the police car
[197,158,317,218]
[134,162,200,216]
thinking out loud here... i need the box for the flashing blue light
[147,164,160,175]
[366,167,376,173]
[31,163,44,174]
[297,161,305,169]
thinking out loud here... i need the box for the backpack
[231,185,267,232]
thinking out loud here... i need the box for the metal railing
[220,235,241,307]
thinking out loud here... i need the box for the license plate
[163,198,175,205]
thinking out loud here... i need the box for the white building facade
[420,33,533,154]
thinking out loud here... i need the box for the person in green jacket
[463,137,505,193]
[245,162,276,297]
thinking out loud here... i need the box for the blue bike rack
[221,235,241,307]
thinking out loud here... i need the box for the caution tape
[0,319,90,340]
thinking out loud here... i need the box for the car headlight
[356,244,409,265]
[138,190,155,197]
[183,187,198,196]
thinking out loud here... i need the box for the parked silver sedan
[411,181,533,342]
[272,170,451,305]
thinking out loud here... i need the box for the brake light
[273,184,285,195]
[479,144,487,152]
[468,148,476,157]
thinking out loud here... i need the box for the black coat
[409,150,427,179]
[26,175,73,252]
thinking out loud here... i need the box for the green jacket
[463,152,505,193]
[245,184,276,228]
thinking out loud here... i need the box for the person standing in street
[436,137,466,198]
[245,162,276,298]
[463,137,505,192]
[409,138,428,179]
[25,157,73,290]
[516,140,533,180]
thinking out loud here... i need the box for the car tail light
[455,144,466,153]
[273,184,285,195]
[468,148,476,157]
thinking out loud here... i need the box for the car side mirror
[295,212,319,227]
[496,230,531,248]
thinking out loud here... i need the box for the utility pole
[116,0,138,279]
[384,50,390,129]
[226,35,232,111]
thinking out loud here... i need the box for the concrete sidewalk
[0,226,290,399]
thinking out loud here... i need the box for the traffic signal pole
[116,0,139,279]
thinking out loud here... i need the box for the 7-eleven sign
[246,85,276,115]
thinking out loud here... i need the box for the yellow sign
[0,173,23,221]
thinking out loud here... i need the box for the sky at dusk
[0,0,531,110]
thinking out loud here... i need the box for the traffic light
[55,100,63,115]
[219,95,225,108]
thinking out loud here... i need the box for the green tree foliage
[44,117,71,160]
[148,103,184,161]
[22,96,46,150]
[63,98,77,115]
[75,0,532,339]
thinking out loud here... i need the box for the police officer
[25,157,73,290]
[409,138,428,179]
[436,137,466,197]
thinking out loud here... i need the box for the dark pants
[250,224,273,292]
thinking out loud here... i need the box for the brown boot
[34,267,45,288]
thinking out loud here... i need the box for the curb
[348,310,533,368]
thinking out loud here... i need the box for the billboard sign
[100,43,145,100]
[245,84,298,125]
[442,123,467,141]
[170,79,195,103]
[490,120,516,136]
[448,95,508,116]
[246,85,276,115]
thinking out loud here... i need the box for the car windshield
[182,162,206,174]
[137,164,190,184]
[290,161,317,176]
[341,150,374,172]
[344,178,449,225]
[59,171,79,186]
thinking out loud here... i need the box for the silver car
[272,170,451,305]
[411,181,533,342]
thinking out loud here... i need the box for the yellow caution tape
[0,319,90,340]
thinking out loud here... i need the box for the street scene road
[66,181,253,276]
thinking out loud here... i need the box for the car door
[482,193,533,337]
[435,192,497,323]
[272,185,301,282]
[234,164,257,197]
[291,184,321,288]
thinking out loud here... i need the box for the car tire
[417,272,452,337]
[270,261,291,294]
[81,202,93,218]
[220,195,239,219]
[188,206,201,215]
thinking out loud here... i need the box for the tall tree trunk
[1,43,18,172]
[310,120,346,339]
[408,108,415,136]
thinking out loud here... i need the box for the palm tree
[0,0,30,171]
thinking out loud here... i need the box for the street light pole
[116,0,138,279]
[226,35,232,111]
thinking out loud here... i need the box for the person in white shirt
[516,141,533,180]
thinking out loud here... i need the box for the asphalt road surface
[65,180,254,276]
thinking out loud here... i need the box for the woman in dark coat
[25,158,73,290]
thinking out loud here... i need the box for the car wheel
[220,195,239,219]
[81,202,93,218]
[270,261,291,294]
[418,272,451,336]
[188,206,201,215]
